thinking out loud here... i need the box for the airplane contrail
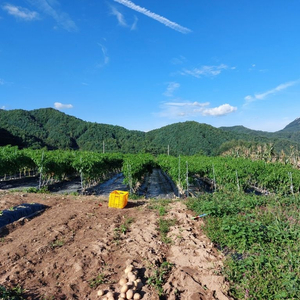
[114,0,191,34]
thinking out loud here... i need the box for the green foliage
[50,239,65,248]
[0,285,25,300]
[187,193,300,299]
[148,199,172,216]
[71,151,123,185]
[114,217,135,243]
[147,261,174,297]
[25,186,50,194]
[120,217,134,234]
[158,218,176,244]
[158,154,300,194]
[88,273,108,288]
[186,192,267,217]
[122,153,156,191]
[2,147,300,197]
[0,146,35,177]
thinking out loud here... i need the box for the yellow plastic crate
[108,190,129,209]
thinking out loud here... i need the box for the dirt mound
[0,191,231,299]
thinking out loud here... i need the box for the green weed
[0,285,25,299]
[25,186,50,194]
[148,199,172,216]
[186,192,300,299]
[114,217,134,243]
[88,273,108,288]
[158,218,176,244]
[50,239,65,248]
[129,193,140,200]
[147,261,174,298]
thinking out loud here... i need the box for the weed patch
[186,192,300,299]
[25,186,50,194]
[0,285,25,299]
[158,218,176,244]
[148,199,172,216]
[88,273,108,288]
[114,216,134,243]
[147,261,174,298]
[50,239,65,249]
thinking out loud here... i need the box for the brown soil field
[0,191,232,300]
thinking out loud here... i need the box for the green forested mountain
[146,121,239,156]
[219,125,272,137]
[0,108,146,152]
[0,108,300,156]
[280,118,300,132]
[271,118,300,144]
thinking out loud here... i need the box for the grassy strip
[186,191,300,299]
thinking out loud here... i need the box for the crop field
[1,146,300,299]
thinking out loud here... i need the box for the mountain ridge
[0,108,299,156]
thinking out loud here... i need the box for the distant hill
[280,118,300,132]
[0,108,145,152]
[0,108,300,156]
[219,125,272,137]
[146,121,240,156]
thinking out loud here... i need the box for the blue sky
[1,0,300,132]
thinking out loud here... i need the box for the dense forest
[0,108,300,156]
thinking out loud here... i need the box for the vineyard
[1,145,300,299]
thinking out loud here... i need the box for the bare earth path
[0,191,231,300]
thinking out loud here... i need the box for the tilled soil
[0,191,231,300]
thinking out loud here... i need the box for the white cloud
[97,43,109,67]
[114,0,191,34]
[166,101,210,107]
[202,104,237,116]
[2,4,39,21]
[26,0,77,31]
[54,102,73,109]
[110,6,138,30]
[163,82,180,97]
[158,101,236,118]
[131,15,138,30]
[111,6,127,27]
[181,64,228,78]
[244,80,299,104]
[244,95,253,102]
[1,106,5,109]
